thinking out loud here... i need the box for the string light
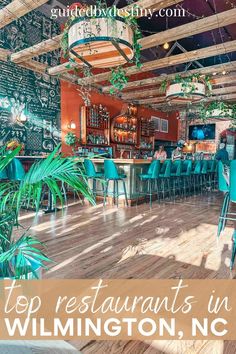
[222,70,227,75]
[163,42,170,50]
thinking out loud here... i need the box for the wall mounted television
[188,123,216,140]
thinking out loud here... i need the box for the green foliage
[109,67,129,94]
[65,132,77,146]
[198,101,236,122]
[0,144,95,279]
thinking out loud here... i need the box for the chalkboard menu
[0,0,61,155]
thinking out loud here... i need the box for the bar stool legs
[103,179,128,207]
[230,231,236,270]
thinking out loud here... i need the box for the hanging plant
[109,67,129,94]
[161,74,212,103]
[199,101,236,122]
[60,1,142,97]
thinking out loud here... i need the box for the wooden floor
[19,192,236,354]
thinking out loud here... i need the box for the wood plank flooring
[18,192,236,353]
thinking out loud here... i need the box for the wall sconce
[68,120,76,130]
[16,112,27,124]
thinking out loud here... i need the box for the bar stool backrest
[7,158,25,181]
[230,160,236,203]
[171,160,182,176]
[147,160,160,178]
[207,160,215,172]
[201,160,208,174]
[193,160,202,174]
[104,160,119,179]
[84,159,96,178]
[160,160,171,177]
[218,160,229,193]
[0,168,8,179]
[182,160,192,175]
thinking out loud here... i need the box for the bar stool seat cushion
[7,158,25,181]
[93,172,104,178]
[108,173,126,180]
[139,174,156,179]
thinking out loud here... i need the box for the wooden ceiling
[1,0,236,112]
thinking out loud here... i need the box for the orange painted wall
[61,81,179,155]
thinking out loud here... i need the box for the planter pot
[68,16,134,68]
[0,259,42,279]
[166,82,206,102]
[205,108,233,120]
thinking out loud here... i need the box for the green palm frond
[0,146,21,171]
[0,144,95,279]
[0,233,53,279]
[0,144,95,214]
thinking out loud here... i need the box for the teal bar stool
[137,160,160,206]
[216,160,236,269]
[191,160,202,195]
[103,160,128,207]
[7,158,25,181]
[200,160,208,193]
[159,160,171,200]
[206,160,217,191]
[0,168,8,180]
[170,160,182,200]
[84,159,104,196]
[217,160,230,238]
[181,160,192,197]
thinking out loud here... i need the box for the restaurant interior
[0,0,236,352]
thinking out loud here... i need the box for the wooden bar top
[91,158,152,164]
[17,156,152,164]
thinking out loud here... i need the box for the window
[151,116,160,131]
[161,119,168,133]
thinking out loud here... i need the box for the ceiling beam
[123,0,183,17]
[0,47,78,84]
[0,0,49,29]
[10,0,182,64]
[151,93,236,109]
[73,39,236,85]
[11,34,63,64]
[212,85,236,95]
[140,8,236,50]
[47,9,236,77]
[213,74,236,86]
[136,85,236,104]
[122,87,161,100]
[121,73,236,100]
[103,61,236,92]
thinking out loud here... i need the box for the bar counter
[17,156,153,205]
[91,158,152,205]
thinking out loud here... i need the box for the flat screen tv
[188,123,216,140]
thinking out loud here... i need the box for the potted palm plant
[0,144,94,279]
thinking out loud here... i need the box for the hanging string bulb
[163,42,170,50]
